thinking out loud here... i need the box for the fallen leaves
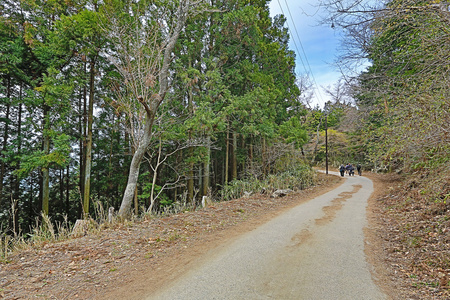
[374,171,450,299]
[0,174,343,299]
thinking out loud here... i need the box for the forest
[0,0,326,237]
[1,0,449,251]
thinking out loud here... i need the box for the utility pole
[325,115,328,175]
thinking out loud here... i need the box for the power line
[276,0,326,107]
[283,0,326,106]
[275,0,309,78]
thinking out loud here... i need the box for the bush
[221,163,316,201]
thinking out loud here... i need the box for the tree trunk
[66,164,70,216]
[262,137,267,175]
[187,70,196,205]
[225,123,229,184]
[249,136,253,171]
[79,61,87,216]
[119,119,153,217]
[38,169,43,217]
[0,76,11,208]
[232,131,238,180]
[202,136,210,197]
[83,58,96,218]
[118,0,191,218]
[187,146,194,206]
[148,136,162,213]
[108,114,114,190]
[42,103,50,215]
[134,186,138,215]
[59,169,64,209]
[198,163,203,197]
[14,97,22,210]
[28,177,34,229]
[240,135,245,175]
[174,151,181,203]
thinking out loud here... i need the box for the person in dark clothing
[346,163,355,176]
[339,165,346,177]
[356,164,362,176]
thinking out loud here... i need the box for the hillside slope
[1,171,448,299]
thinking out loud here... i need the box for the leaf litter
[1,171,448,299]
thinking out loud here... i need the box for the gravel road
[147,172,386,300]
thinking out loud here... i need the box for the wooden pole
[325,115,328,175]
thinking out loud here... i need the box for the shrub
[221,162,316,201]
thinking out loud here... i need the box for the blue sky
[268,0,342,108]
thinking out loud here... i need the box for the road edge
[364,172,398,300]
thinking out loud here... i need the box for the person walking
[357,164,362,176]
[346,163,355,176]
[339,164,346,177]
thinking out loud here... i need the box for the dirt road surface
[147,172,386,300]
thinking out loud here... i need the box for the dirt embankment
[1,171,447,300]
[365,172,449,300]
[0,174,342,299]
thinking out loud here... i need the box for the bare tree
[322,0,450,74]
[322,77,354,105]
[322,0,450,170]
[142,112,212,213]
[296,75,315,108]
[320,0,386,72]
[102,0,206,218]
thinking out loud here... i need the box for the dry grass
[0,173,341,299]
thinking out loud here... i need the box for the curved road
[148,172,386,300]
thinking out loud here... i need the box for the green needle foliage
[0,0,317,240]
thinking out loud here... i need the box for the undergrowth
[0,199,113,261]
[1,162,318,261]
[221,163,317,201]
